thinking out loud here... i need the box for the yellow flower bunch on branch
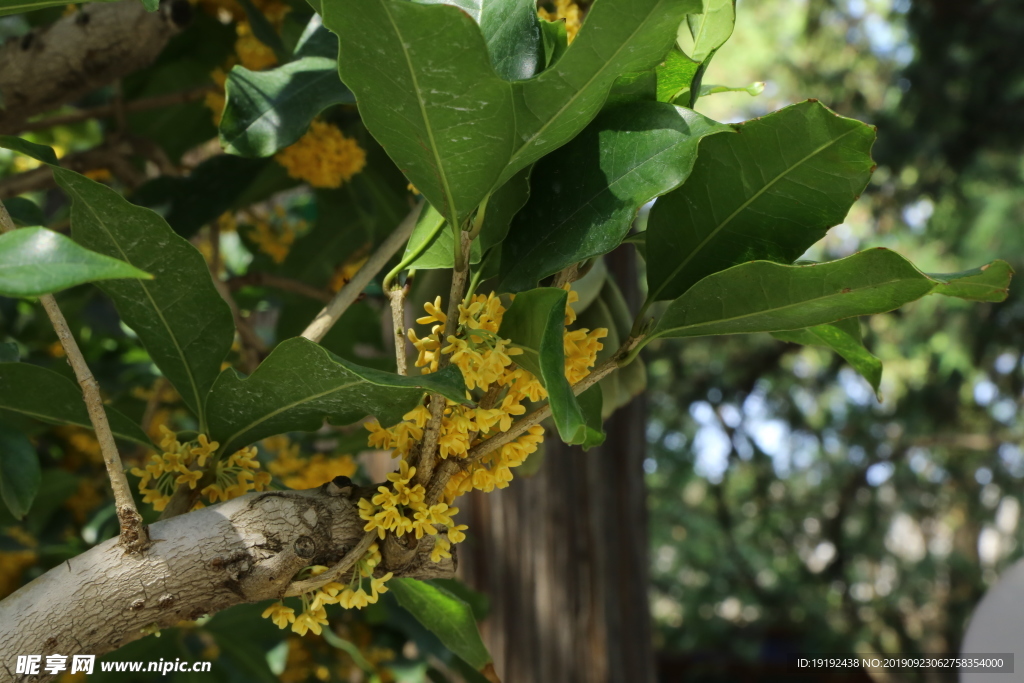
[131,426,271,512]
[275,120,367,189]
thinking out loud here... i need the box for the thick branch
[302,204,420,343]
[0,202,147,553]
[0,487,453,682]
[0,0,189,134]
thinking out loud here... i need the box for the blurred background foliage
[645,0,1024,680]
[0,0,1021,681]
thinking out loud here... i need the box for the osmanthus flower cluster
[262,544,394,636]
[131,426,271,512]
[361,288,607,557]
[274,119,368,189]
[264,435,358,489]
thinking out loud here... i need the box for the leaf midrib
[381,0,460,225]
[648,125,861,303]
[657,274,930,338]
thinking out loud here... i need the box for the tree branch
[15,86,212,135]
[301,203,421,343]
[0,202,148,553]
[388,284,409,375]
[0,487,453,678]
[415,230,472,488]
[228,271,334,304]
[0,0,190,134]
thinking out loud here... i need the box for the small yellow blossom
[275,120,366,188]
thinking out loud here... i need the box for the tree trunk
[458,248,654,683]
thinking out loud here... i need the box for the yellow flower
[275,120,366,188]
[236,21,278,71]
[262,602,296,629]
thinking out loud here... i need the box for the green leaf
[499,0,705,186]
[2,197,45,227]
[0,135,58,165]
[401,204,481,272]
[206,337,467,455]
[538,15,568,69]
[680,0,736,63]
[773,319,883,395]
[420,0,542,81]
[53,170,236,425]
[499,288,587,444]
[699,81,765,97]
[0,424,40,520]
[0,138,236,424]
[576,384,605,450]
[0,363,154,447]
[140,0,158,10]
[499,102,730,291]
[645,100,877,303]
[478,165,532,253]
[322,0,516,230]
[389,578,493,671]
[648,249,1012,345]
[0,343,17,363]
[656,48,699,103]
[0,227,152,298]
[323,0,700,229]
[220,21,356,157]
[929,260,1014,301]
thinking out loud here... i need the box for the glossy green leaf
[0,136,58,165]
[2,198,45,228]
[773,319,883,395]
[324,0,701,229]
[220,21,355,157]
[206,337,467,455]
[538,15,568,69]
[389,578,492,671]
[0,424,40,520]
[57,170,235,424]
[401,205,481,272]
[499,0,705,186]
[0,227,152,298]
[0,363,153,447]
[680,0,735,63]
[929,260,1014,302]
[575,275,645,416]
[577,384,606,450]
[648,249,1011,345]
[323,0,516,230]
[645,100,877,303]
[499,288,587,444]
[478,165,532,252]
[420,0,542,81]
[656,48,699,103]
[140,0,158,10]
[1,138,237,424]
[700,81,765,97]
[499,102,730,291]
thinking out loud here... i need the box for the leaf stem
[0,202,149,553]
[302,203,421,343]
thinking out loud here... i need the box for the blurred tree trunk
[457,248,654,683]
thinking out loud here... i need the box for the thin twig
[227,272,333,304]
[283,530,377,596]
[0,203,148,553]
[388,284,408,375]
[302,203,421,343]
[16,86,213,134]
[551,263,579,288]
[414,230,472,488]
